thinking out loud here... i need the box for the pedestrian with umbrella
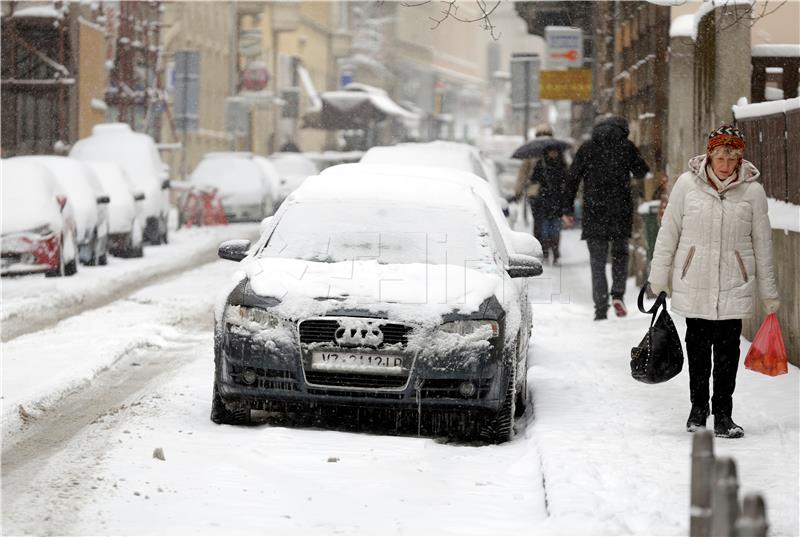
[563,114,650,320]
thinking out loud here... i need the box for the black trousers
[685,318,743,416]
[586,238,629,312]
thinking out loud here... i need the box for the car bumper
[1,234,59,275]
[216,326,509,413]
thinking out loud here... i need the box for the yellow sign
[540,69,593,101]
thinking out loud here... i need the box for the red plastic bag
[744,313,788,376]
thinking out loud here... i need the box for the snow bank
[768,198,800,233]
[669,14,695,39]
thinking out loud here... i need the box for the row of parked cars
[209,140,544,443]
[1,123,170,277]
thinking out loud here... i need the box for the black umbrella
[511,137,571,160]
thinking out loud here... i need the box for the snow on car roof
[70,123,164,183]
[361,144,487,179]
[292,165,483,210]
[190,156,265,196]
[1,159,61,234]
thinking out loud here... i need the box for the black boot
[593,308,607,321]
[714,414,744,438]
[686,405,709,432]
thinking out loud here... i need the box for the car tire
[480,370,516,444]
[98,253,108,266]
[64,254,78,276]
[86,230,99,266]
[514,338,529,418]
[45,236,66,278]
[210,381,251,425]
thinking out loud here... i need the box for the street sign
[545,26,583,69]
[510,53,540,108]
[540,69,593,101]
[173,50,200,132]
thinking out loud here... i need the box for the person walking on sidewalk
[528,145,569,264]
[563,115,650,320]
[647,125,780,438]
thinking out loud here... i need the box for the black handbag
[630,285,684,384]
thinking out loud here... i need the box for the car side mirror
[161,179,171,190]
[218,239,251,262]
[506,254,543,278]
[97,195,110,204]
[134,192,145,201]
[510,231,542,258]
[56,195,68,211]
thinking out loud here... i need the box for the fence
[733,98,799,367]
[690,430,769,537]
[734,99,800,205]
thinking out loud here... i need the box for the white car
[12,156,109,266]
[361,141,511,217]
[1,159,79,277]
[190,153,276,222]
[268,152,320,205]
[70,123,170,245]
[85,161,145,258]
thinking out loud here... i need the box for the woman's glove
[648,282,670,298]
[763,298,781,314]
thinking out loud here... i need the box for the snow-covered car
[361,141,512,217]
[1,159,79,277]
[12,156,110,266]
[267,152,320,206]
[70,123,170,245]
[211,167,542,443]
[190,153,275,222]
[85,161,145,258]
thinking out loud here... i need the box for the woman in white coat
[648,125,780,438]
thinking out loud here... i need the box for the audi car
[211,165,541,442]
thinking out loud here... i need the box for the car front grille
[298,318,413,347]
[304,371,408,389]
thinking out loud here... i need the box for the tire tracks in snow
[1,323,209,536]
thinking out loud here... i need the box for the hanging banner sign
[540,69,593,101]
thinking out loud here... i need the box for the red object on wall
[242,61,270,91]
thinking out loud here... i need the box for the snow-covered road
[2,228,797,535]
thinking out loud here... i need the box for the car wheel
[160,216,169,244]
[514,338,529,418]
[98,252,108,266]
[480,370,516,444]
[210,381,251,425]
[86,230,99,266]
[45,236,65,278]
[64,230,79,276]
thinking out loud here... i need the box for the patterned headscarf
[707,124,745,154]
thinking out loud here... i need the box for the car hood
[243,257,501,324]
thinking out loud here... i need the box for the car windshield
[259,202,496,267]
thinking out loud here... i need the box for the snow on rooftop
[669,14,695,39]
[10,5,64,19]
[733,97,799,119]
[752,44,800,57]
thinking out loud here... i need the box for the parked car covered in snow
[85,161,145,257]
[1,159,79,277]
[268,152,320,206]
[211,166,542,443]
[361,141,510,216]
[70,123,170,245]
[190,153,276,222]
[12,156,110,266]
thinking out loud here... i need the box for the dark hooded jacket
[529,152,568,219]
[564,120,649,240]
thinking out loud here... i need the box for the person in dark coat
[529,146,568,264]
[563,115,650,320]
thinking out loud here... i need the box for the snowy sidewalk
[525,229,799,535]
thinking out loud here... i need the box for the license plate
[311,351,405,375]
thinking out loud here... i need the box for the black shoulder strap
[638,284,666,326]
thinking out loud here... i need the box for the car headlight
[224,304,282,329]
[440,320,499,337]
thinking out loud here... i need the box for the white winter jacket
[648,155,778,320]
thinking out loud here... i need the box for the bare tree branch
[399,0,502,40]
[716,0,788,33]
